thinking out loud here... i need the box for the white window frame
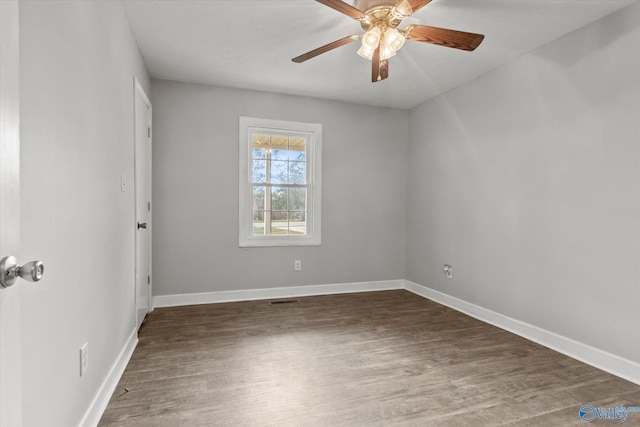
[239,116,322,247]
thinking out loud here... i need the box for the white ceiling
[122,0,636,109]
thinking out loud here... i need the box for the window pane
[252,134,269,159]
[253,186,265,211]
[289,188,306,211]
[270,135,287,150]
[291,151,306,162]
[252,160,266,183]
[289,212,307,235]
[290,138,306,161]
[271,187,287,211]
[252,147,267,159]
[271,149,288,161]
[270,135,288,160]
[252,213,265,236]
[270,212,288,235]
[289,161,306,185]
[271,160,288,184]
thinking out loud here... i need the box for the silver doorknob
[137,222,147,229]
[0,256,44,288]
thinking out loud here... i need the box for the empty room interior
[3,0,640,426]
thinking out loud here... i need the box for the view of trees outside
[252,133,307,236]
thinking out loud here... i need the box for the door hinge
[147,201,151,211]
[147,127,151,138]
[147,275,150,285]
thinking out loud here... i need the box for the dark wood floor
[99,290,640,426]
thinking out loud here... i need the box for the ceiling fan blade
[394,0,433,17]
[404,25,485,51]
[371,46,389,83]
[292,35,360,63]
[316,0,365,20]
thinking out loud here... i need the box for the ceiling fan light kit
[357,25,406,60]
[292,0,485,83]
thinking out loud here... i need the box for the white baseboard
[153,279,404,308]
[404,280,640,385]
[78,329,138,427]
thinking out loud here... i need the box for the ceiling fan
[292,0,485,82]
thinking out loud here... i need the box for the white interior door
[134,78,152,329]
[0,1,22,425]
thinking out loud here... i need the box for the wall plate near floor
[80,343,89,377]
[444,264,453,279]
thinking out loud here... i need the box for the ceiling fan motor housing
[359,6,403,32]
[355,0,396,12]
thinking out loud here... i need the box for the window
[239,117,321,247]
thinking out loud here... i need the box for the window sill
[239,235,321,248]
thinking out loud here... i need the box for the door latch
[0,256,44,288]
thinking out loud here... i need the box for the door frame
[133,76,152,327]
[0,1,22,425]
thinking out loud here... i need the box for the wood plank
[99,290,640,426]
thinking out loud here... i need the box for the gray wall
[20,2,149,425]
[16,1,640,424]
[406,3,640,364]
[151,80,408,295]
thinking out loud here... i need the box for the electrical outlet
[444,264,453,279]
[294,260,302,271]
[80,343,89,377]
